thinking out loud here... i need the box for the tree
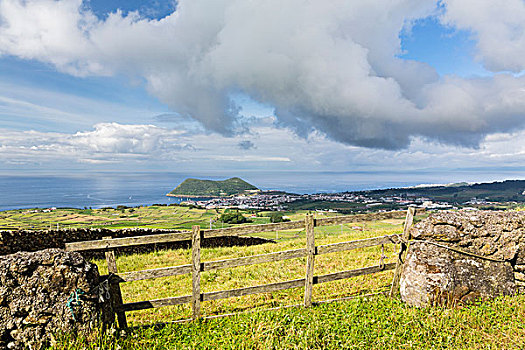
[220,212,250,224]
[270,212,290,223]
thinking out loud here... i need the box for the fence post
[304,214,315,307]
[103,236,128,328]
[389,207,415,297]
[191,225,202,320]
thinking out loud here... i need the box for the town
[179,190,456,212]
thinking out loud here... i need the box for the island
[166,177,260,197]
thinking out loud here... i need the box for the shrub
[220,213,250,224]
[270,212,290,223]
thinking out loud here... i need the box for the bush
[270,213,290,223]
[220,213,250,224]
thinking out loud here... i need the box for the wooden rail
[65,209,417,328]
[65,210,416,252]
[117,263,396,313]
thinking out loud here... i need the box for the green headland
[166,177,259,197]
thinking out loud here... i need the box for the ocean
[1,170,521,211]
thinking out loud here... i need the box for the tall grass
[48,218,525,349]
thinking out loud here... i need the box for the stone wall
[0,228,274,259]
[0,249,106,349]
[400,210,525,306]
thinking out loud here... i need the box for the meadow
[45,214,525,349]
[0,205,258,230]
[3,206,524,349]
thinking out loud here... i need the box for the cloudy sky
[1,0,525,185]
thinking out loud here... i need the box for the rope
[379,244,386,270]
[410,240,507,263]
[66,288,85,321]
[65,274,114,322]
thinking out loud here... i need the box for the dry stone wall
[0,249,106,349]
[400,210,525,306]
[0,228,273,259]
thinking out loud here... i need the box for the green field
[46,215,525,349]
[93,219,401,325]
[0,205,273,230]
[3,207,524,349]
[53,294,525,349]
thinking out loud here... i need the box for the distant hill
[357,180,525,203]
[167,177,259,197]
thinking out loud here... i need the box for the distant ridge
[167,177,259,197]
[356,179,525,203]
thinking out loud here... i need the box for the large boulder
[400,211,525,307]
[0,249,104,349]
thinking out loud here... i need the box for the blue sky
[1,0,525,186]
[400,17,489,77]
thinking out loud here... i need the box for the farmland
[47,213,525,349]
[0,205,286,231]
[3,207,525,349]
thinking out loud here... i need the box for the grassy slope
[54,295,525,349]
[94,219,399,324]
[50,215,525,349]
[168,177,258,197]
[0,206,233,230]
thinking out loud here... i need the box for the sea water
[0,170,519,211]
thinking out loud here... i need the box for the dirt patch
[381,219,404,225]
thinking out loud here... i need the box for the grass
[7,209,521,349]
[94,219,400,325]
[52,295,525,349]
[0,205,337,231]
[0,205,246,230]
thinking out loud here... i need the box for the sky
[1,0,525,186]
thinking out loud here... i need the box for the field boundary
[66,209,416,328]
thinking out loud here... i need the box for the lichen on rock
[400,210,525,307]
[0,249,104,349]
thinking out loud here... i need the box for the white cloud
[1,121,525,175]
[1,0,525,151]
[441,0,525,73]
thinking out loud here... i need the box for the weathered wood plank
[191,225,202,320]
[114,233,398,283]
[118,264,395,312]
[65,231,191,251]
[118,265,192,282]
[315,209,423,227]
[118,295,191,312]
[389,207,415,298]
[103,237,128,328]
[203,248,307,271]
[117,249,307,283]
[202,278,306,301]
[66,210,421,252]
[304,215,315,307]
[317,235,400,255]
[114,234,398,284]
[315,263,396,284]
[202,220,304,238]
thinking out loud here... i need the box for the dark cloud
[3,0,525,150]
[237,140,256,150]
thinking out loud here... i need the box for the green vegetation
[269,212,290,223]
[219,212,251,224]
[361,179,525,204]
[3,206,524,348]
[0,205,344,231]
[167,177,258,197]
[52,295,525,349]
[0,205,222,230]
[48,216,525,349]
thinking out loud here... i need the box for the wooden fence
[66,208,416,328]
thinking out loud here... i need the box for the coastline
[166,193,221,198]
